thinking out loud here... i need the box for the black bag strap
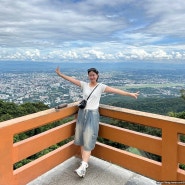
[87,84,99,100]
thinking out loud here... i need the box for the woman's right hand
[55,66,61,75]
[55,66,81,86]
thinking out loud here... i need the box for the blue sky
[0,0,185,62]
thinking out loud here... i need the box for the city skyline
[0,0,185,63]
[1,68,185,107]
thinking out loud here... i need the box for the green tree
[0,100,49,122]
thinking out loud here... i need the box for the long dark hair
[87,68,99,81]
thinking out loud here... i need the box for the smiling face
[87,68,99,83]
[88,71,99,83]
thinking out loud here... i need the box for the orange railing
[0,103,79,185]
[0,103,185,185]
[95,105,185,184]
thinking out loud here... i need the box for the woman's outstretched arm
[105,86,140,99]
[55,67,81,87]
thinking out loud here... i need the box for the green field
[113,83,185,89]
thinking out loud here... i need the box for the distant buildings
[0,70,184,107]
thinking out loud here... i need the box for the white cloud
[174,52,182,59]
[144,0,185,37]
[0,0,185,62]
[1,44,185,61]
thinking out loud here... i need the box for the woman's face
[88,71,98,83]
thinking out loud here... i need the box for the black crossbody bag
[78,84,99,109]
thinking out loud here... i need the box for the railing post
[0,128,14,185]
[161,126,178,184]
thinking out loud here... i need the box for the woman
[55,67,139,178]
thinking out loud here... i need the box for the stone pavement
[28,156,158,185]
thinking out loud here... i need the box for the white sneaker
[75,162,88,177]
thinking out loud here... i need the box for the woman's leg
[81,146,91,163]
[75,146,90,177]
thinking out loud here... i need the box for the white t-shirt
[80,81,107,110]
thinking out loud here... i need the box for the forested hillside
[0,100,49,122]
[101,95,185,115]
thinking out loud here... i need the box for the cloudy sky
[0,0,185,63]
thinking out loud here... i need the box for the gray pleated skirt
[74,108,99,151]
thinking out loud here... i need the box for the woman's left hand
[130,91,140,99]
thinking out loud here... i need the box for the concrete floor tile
[28,156,156,185]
